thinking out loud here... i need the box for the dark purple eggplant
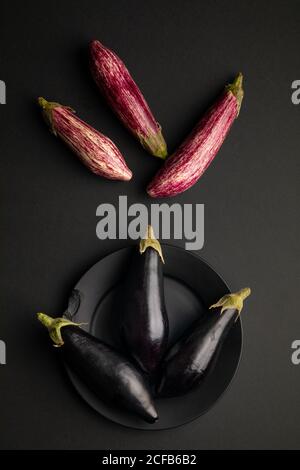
[37,313,158,423]
[157,288,251,397]
[121,225,168,377]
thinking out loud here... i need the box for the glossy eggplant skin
[37,310,158,423]
[157,288,251,397]
[157,307,236,397]
[122,242,168,377]
[61,326,158,423]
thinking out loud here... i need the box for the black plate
[65,245,242,430]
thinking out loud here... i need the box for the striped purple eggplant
[38,97,132,181]
[147,73,244,198]
[89,40,167,159]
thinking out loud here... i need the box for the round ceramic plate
[64,245,242,430]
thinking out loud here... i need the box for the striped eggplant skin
[89,40,168,160]
[147,74,244,198]
[38,97,132,181]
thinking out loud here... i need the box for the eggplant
[121,226,168,376]
[89,40,168,159]
[38,97,132,181]
[157,288,251,397]
[37,313,158,423]
[147,73,244,197]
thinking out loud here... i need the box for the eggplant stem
[37,97,75,135]
[37,312,86,347]
[209,287,251,321]
[139,225,165,263]
[226,73,244,116]
[139,129,168,159]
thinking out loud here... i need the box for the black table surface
[0,0,299,450]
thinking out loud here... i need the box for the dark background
[0,0,299,450]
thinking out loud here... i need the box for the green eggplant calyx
[226,72,244,116]
[37,97,75,135]
[139,225,165,263]
[37,312,85,347]
[209,287,251,320]
[139,129,168,160]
